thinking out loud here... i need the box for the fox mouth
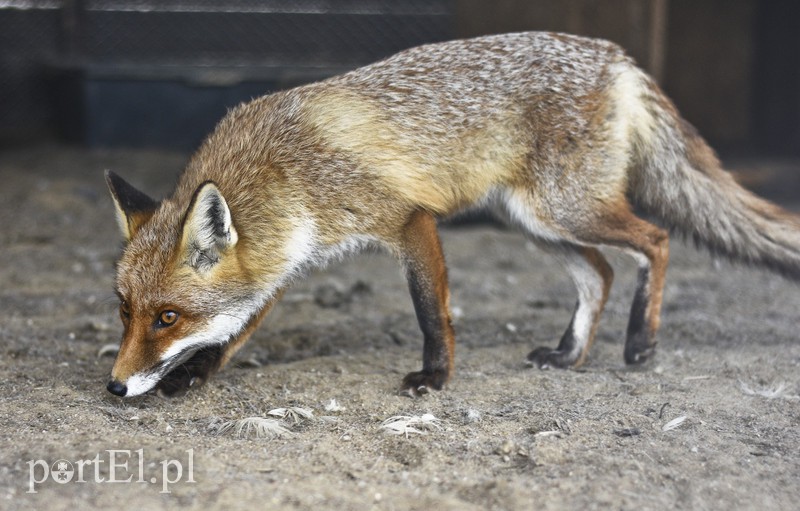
[154,345,226,396]
[107,345,225,398]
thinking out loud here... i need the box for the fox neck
[279,212,379,281]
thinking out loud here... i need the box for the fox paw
[155,346,223,397]
[156,373,205,398]
[624,344,657,365]
[526,347,578,369]
[398,369,448,398]
[155,359,212,397]
[624,331,657,365]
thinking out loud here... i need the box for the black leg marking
[624,266,657,364]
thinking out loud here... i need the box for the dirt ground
[0,146,798,510]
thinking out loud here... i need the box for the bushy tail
[629,104,800,281]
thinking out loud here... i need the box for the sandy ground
[0,146,798,510]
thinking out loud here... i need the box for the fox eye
[156,310,179,328]
[119,301,130,319]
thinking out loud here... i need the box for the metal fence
[0,0,454,146]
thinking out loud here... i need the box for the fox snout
[106,344,228,398]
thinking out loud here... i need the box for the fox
[104,31,800,399]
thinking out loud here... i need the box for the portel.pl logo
[27,449,194,494]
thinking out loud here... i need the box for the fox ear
[105,170,158,240]
[181,181,238,271]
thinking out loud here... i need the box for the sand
[1,146,798,510]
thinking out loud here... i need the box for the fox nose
[106,380,128,397]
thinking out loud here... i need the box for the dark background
[1,0,799,156]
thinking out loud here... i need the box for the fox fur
[105,32,800,398]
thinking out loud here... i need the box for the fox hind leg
[575,209,670,365]
[618,224,669,365]
[500,188,669,367]
[494,189,614,368]
[527,242,614,369]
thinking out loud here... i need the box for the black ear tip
[105,169,120,189]
[105,171,158,213]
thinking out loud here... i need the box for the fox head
[104,171,270,397]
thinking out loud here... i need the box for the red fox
[105,32,800,398]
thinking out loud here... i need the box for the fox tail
[629,89,800,281]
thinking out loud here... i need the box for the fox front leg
[397,210,456,397]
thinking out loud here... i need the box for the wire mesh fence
[1,0,454,146]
